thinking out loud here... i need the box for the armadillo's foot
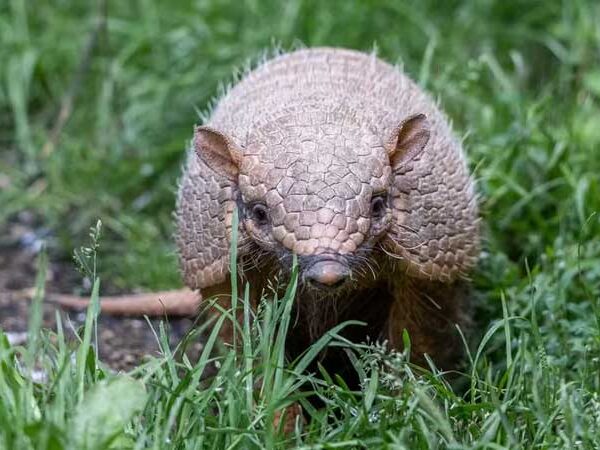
[48,288,201,317]
[273,402,304,434]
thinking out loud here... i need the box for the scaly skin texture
[177,48,478,288]
[176,47,480,371]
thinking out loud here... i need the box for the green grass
[1,0,600,448]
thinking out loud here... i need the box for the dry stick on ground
[50,289,201,316]
[42,0,108,157]
[15,287,200,317]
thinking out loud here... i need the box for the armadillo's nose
[305,260,350,289]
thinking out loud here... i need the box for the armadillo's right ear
[193,126,242,180]
[387,113,430,169]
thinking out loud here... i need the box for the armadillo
[56,47,479,370]
[176,47,479,369]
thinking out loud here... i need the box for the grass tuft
[1,0,600,447]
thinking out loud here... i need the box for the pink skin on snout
[305,260,350,287]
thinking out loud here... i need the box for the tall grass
[1,0,600,448]
[1,221,599,448]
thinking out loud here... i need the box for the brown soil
[0,216,202,372]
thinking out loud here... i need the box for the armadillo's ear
[194,126,242,180]
[387,113,430,169]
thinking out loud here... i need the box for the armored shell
[176,48,479,290]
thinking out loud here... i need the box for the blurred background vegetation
[1,0,599,294]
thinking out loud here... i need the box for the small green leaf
[583,71,600,97]
[402,328,411,359]
[363,366,379,412]
[71,377,147,450]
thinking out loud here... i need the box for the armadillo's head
[193,113,429,294]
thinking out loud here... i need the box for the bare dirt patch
[0,217,200,371]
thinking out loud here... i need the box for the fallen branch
[50,288,200,317]
[16,287,201,317]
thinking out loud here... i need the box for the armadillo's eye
[370,194,388,219]
[250,203,269,226]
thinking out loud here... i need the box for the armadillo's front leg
[199,281,235,345]
[202,278,305,433]
[200,277,264,346]
[387,279,471,371]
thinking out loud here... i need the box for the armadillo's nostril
[305,260,350,289]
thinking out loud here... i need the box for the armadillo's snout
[305,260,350,289]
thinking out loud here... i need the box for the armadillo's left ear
[194,125,242,180]
[387,113,430,169]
